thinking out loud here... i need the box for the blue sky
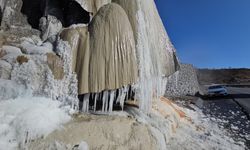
[155,0,250,68]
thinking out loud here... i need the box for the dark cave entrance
[21,0,90,29]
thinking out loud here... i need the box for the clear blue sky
[155,0,250,68]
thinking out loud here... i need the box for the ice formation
[0,0,179,112]
[0,0,179,114]
[60,0,179,113]
[114,0,180,112]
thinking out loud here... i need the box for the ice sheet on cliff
[113,0,180,112]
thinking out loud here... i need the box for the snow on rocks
[0,97,71,149]
[20,40,53,55]
[1,45,22,64]
[0,60,12,79]
[39,15,63,42]
[0,79,26,100]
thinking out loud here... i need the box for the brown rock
[16,55,29,64]
[46,53,64,80]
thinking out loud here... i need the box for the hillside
[197,68,250,85]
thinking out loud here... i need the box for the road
[197,87,250,148]
[226,87,250,115]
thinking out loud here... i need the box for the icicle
[120,86,127,111]
[102,91,108,112]
[109,90,115,113]
[82,93,90,112]
[116,88,121,104]
[126,85,129,102]
[105,92,109,112]
[94,93,98,112]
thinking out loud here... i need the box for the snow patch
[0,97,71,149]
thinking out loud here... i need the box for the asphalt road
[227,87,250,115]
[198,87,250,148]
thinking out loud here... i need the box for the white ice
[0,96,71,150]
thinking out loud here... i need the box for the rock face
[28,114,158,150]
[39,15,63,42]
[165,64,200,97]
[60,26,90,94]
[46,53,64,80]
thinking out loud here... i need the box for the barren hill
[197,68,250,85]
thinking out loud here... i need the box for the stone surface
[0,48,6,58]
[16,55,29,64]
[1,45,22,64]
[46,53,64,80]
[39,15,63,42]
[28,114,157,150]
[165,64,201,97]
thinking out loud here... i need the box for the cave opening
[21,0,90,29]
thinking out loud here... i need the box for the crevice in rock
[0,8,2,25]
[21,0,90,29]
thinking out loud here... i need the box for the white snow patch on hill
[0,97,71,149]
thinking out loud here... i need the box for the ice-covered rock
[1,45,22,63]
[2,45,22,54]
[0,60,12,79]
[39,15,63,42]
[165,64,201,97]
[9,40,78,108]
[0,79,26,100]
[20,40,53,55]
